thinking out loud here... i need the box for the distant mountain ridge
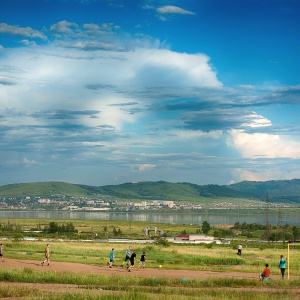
[228,179,300,203]
[1,179,300,204]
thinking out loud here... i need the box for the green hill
[0,180,250,201]
[0,182,90,198]
[227,179,300,203]
[1,179,300,204]
[94,181,253,202]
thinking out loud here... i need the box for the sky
[0,0,300,187]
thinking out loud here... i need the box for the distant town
[0,195,293,211]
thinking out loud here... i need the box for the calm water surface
[1,209,299,225]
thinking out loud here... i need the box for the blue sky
[0,0,300,187]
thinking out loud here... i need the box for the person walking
[0,243,4,262]
[127,249,136,272]
[279,255,287,279]
[121,246,131,268]
[137,251,146,270]
[41,244,50,266]
[109,248,115,268]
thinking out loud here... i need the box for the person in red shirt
[259,264,271,280]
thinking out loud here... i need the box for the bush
[205,243,214,249]
[155,238,171,247]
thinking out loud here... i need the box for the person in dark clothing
[127,250,136,272]
[137,251,146,270]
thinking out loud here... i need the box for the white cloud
[228,129,300,159]
[237,84,256,90]
[50,20,79,34]
[157,6,195,15]
[142,5,154,10]
[168,129,223,140]
[82,23,101,31]
[5,157,38,166]
[241,112,272,128]
[20,39,37,46]
[0,44,222,134]
[82,22,120,33]
[127,48,221,87]
[60,41,119,51]
[0,23,47,40]
[50,21,120,39]
[137,164,156,172]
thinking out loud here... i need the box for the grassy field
[1,218,300,299]
[1,241,300,299]
[3,239,300,275]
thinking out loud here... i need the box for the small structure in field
[172,233,218,244]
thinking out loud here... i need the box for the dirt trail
[0,258,286,280]
[1,258,300,299]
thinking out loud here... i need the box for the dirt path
[1,258,300,299]
[0,258,288,280]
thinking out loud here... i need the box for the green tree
[65,222,76,233]
[49,222,59,233]
[113,227,118,237]
[292,226,300,241]
[202,220,211,235]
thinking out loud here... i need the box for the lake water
[1,209,299,225]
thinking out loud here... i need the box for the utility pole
[106,211,109,241]
[265,193,270,242]
[277,203,283,242]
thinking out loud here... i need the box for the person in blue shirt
[121,246,131,268]
[109,248,115,268]
[279,255,287,279]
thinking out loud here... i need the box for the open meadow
[0,218,300,299]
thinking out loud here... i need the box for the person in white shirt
[237,244,242,256]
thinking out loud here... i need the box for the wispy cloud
[157,5,195,15]
[0,23,47,40]
[0,76,17,86]
[50,20,79,34]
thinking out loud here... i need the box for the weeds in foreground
[0,284,298,300]
[0,268,299,288]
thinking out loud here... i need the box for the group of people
[109,246,146,272]
[237,244,287,280]
[40,244,147,272]
[259,255,287,280]
[0,242,289,279]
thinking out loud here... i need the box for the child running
[137,251,146,270]
[127,249,136,272]
[121,246,131,268]
[109,248,115,268]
